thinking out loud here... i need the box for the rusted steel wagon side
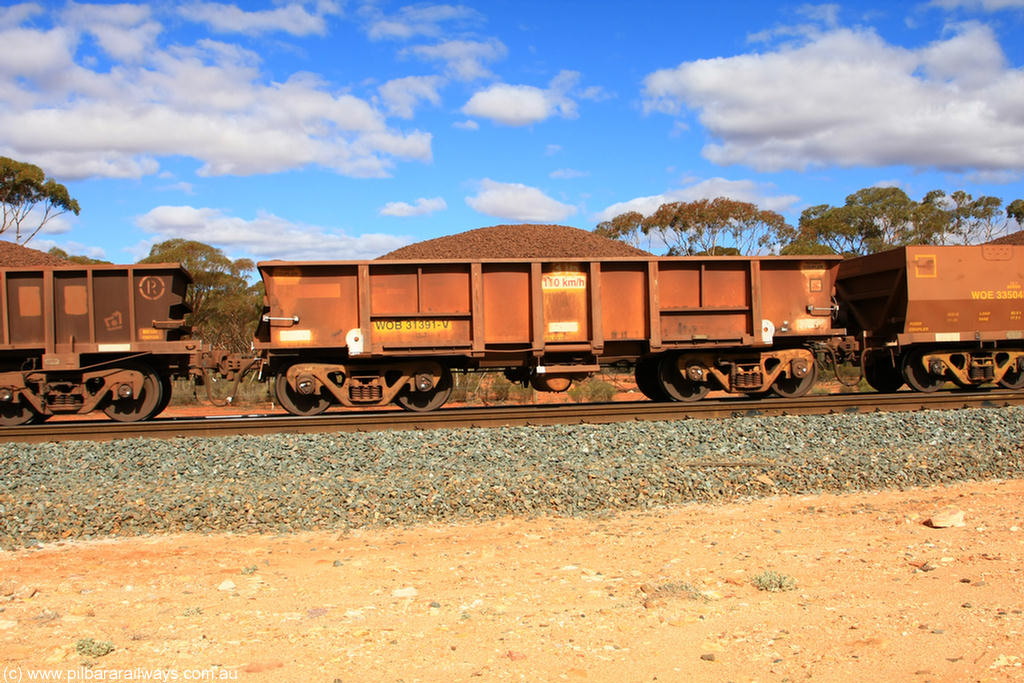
[837,244,1024,392]
[256,255,845,414]
[0,263,239,425]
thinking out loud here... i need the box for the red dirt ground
[2,479,1023,682]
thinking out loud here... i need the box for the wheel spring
[46,394,83,408]
[969,360,994,382]
[731,367,763,390]
[349,383,383,403]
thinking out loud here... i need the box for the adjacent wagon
[838,244,1024,392]
[0,263,238,425]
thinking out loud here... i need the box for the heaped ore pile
[987,229,1024,245]
[378,224,650,260]
[0,240,70,267]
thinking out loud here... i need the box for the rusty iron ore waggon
[256,255,847,414]
[0,263,246,425]
[837,244,1024,393]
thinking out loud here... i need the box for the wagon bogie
[898,346,1024,392]
[651,346,819,401]
[272,358,452,414]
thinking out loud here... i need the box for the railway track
[2,389,1023,444]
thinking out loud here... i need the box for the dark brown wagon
[0,263,237,425]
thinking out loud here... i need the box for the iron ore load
[256,255,846,413]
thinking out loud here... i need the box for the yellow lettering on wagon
[372,319,454,335]
[970,281,1024,301]
[541,273,587,290]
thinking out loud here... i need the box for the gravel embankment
[1,406,1022,549]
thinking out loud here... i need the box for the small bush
[640,581,704,601]
[76,638,115,658]
[569,379,618,403]
[751,571,797,592]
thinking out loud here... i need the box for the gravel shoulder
[1,479,1023,682]
[2,405,1023,682]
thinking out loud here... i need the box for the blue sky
[2,0,1024,262]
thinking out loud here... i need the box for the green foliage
[139,239,262,353]
[920,190,1007,244]
[790,187,1020,256]
[594,211,650,250]
[1007,199,1024,225]
[599,187,1023,257]
[596,197,791,256]
[0,156,80,244]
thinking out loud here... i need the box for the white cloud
[452,119,479,130]
[462,70,580,126]
[158,181,195,194]
[31,238,107,260]
[550,168,588,179]
[963,169,1022,183]
[465,179,577,222]
[361,4,480,41]
[379,196,447,217]
[0,13,433,180]
[62,2,160,61]
[404,39,507,81]
[643,23,1024,172]
[930,0,1024,9]
[180,2,341,37]
[593,178,800,223]
[0,4,42,27]
[135,205,409,261]
[377,75,444,119]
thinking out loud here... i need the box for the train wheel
[772,362,818,398]
[863,353,905,393]
[998,366,1024,390]
[150,375,174,419]
[0,399,39,426]
[103,363,164,422]
[901,350,944,393]
[658,355,709,402]
[396,367,452,412]
[275,373,330,416]
[634,357,668,401]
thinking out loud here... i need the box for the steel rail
[2,389,1023,444]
